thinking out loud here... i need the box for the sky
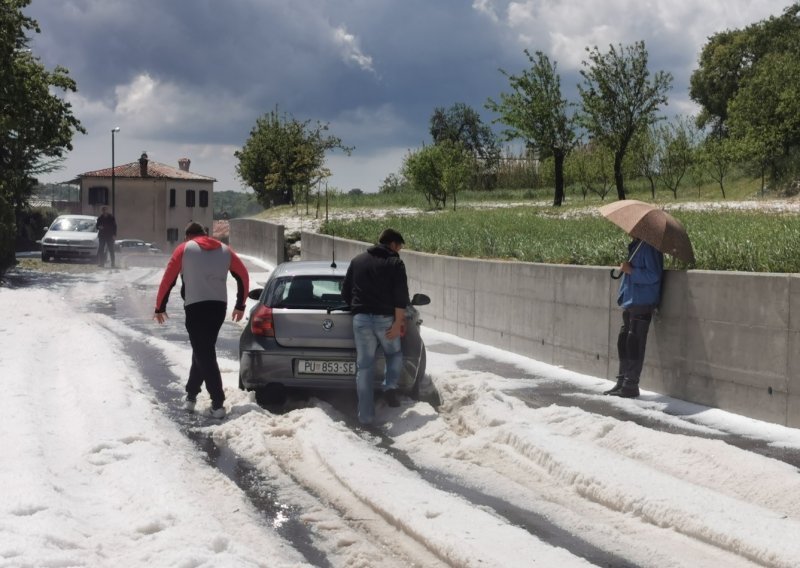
[24,0,792,194]
[3,255,800,566]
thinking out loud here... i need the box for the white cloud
[332,26,376,74]
[112,73,252,139]
[472,0,500,23]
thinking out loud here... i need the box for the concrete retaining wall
[301,231,800,429]
[229,221,800,428]
[229,218,286,266]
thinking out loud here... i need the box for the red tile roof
[78,159,216,181]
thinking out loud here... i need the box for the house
[75,153,215,252]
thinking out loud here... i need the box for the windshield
[51,219,97,233]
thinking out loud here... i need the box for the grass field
[258,176,800,273]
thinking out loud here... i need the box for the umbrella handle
[610,240,643,279]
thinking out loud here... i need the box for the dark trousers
[616,306,654,383]
[97,236,115,266]
[184,301,227,405]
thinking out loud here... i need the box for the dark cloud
[22,0,790,191]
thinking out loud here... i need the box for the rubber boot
[603,376,625,395]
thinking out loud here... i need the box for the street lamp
[111,127,120,216]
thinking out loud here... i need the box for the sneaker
[209,405,226,419]
[384,389,401,408]
[183,396,197,412]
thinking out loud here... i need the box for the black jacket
[96,213,117,239]
[342,244,410,316]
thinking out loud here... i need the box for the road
[8,252,800,567]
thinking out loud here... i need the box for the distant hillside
[214,190,263,219]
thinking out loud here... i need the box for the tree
[690,4,800,133]
[690,4,800,186]
[657,117,697,199]
[567,142,614,200]
[578,41,672,200]
[1,0,84,270]
[629,125,660,198]
[486,50,577,206]
[378,172,408,194]
[402,142,472,210]
[429,103,499,191]
[696,133,737,198]
[235,108,351,207]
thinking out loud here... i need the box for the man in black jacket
[342,228,410,425]
[96,206,117,267]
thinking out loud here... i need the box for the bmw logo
[322,319,334,331]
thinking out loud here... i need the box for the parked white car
[40,215,99,262]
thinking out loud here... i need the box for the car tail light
[250,305,275,337]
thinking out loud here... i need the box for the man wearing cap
[342,228,410,425]
[153,222,250,418]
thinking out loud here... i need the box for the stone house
[75,153,215,252]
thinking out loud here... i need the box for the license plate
[297,359,356,375]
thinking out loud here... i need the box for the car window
[269,276,344,308]
[51,218,97,232]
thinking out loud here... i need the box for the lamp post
[111,127,120,216]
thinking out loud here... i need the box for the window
[186,189,196,207]
[167,228,179,242]
[269,276,344,309]
[88,186,109,205]
[199,190,209,208]
[169,188,176,208]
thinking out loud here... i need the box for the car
[40,214,99,262]
[115,239,161,254]
[239,260,430,405]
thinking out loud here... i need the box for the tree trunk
[553,150,565,207]
[614,152,626,200]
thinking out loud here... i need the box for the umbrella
[599,199,695,265]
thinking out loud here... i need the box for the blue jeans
[353,313,403,424]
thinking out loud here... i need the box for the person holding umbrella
[606,238,663,397]
[599,200,695,398]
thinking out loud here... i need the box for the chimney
[139,152,149,177]
[178,157,191,171]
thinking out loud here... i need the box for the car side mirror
[248,288,263,300]
[411,293,430,306]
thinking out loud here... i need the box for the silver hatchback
[238,260,430,404]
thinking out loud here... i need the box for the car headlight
[43,237,55,243]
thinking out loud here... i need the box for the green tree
[628,125,660,198]
[690,3,800,134]
[0,0,84,270]
[430,102,500,190]
[690,4,800,186]
[486,50,577,206]
[235,108,351,207]
[578,41,672,200]
[402,142,472,209]
[696,133,737,198]
[567,142,614,200]
[379,172,409,194]
[657,117,697,199]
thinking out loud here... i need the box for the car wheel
[41,251,50,262]
[255,384,287,407]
